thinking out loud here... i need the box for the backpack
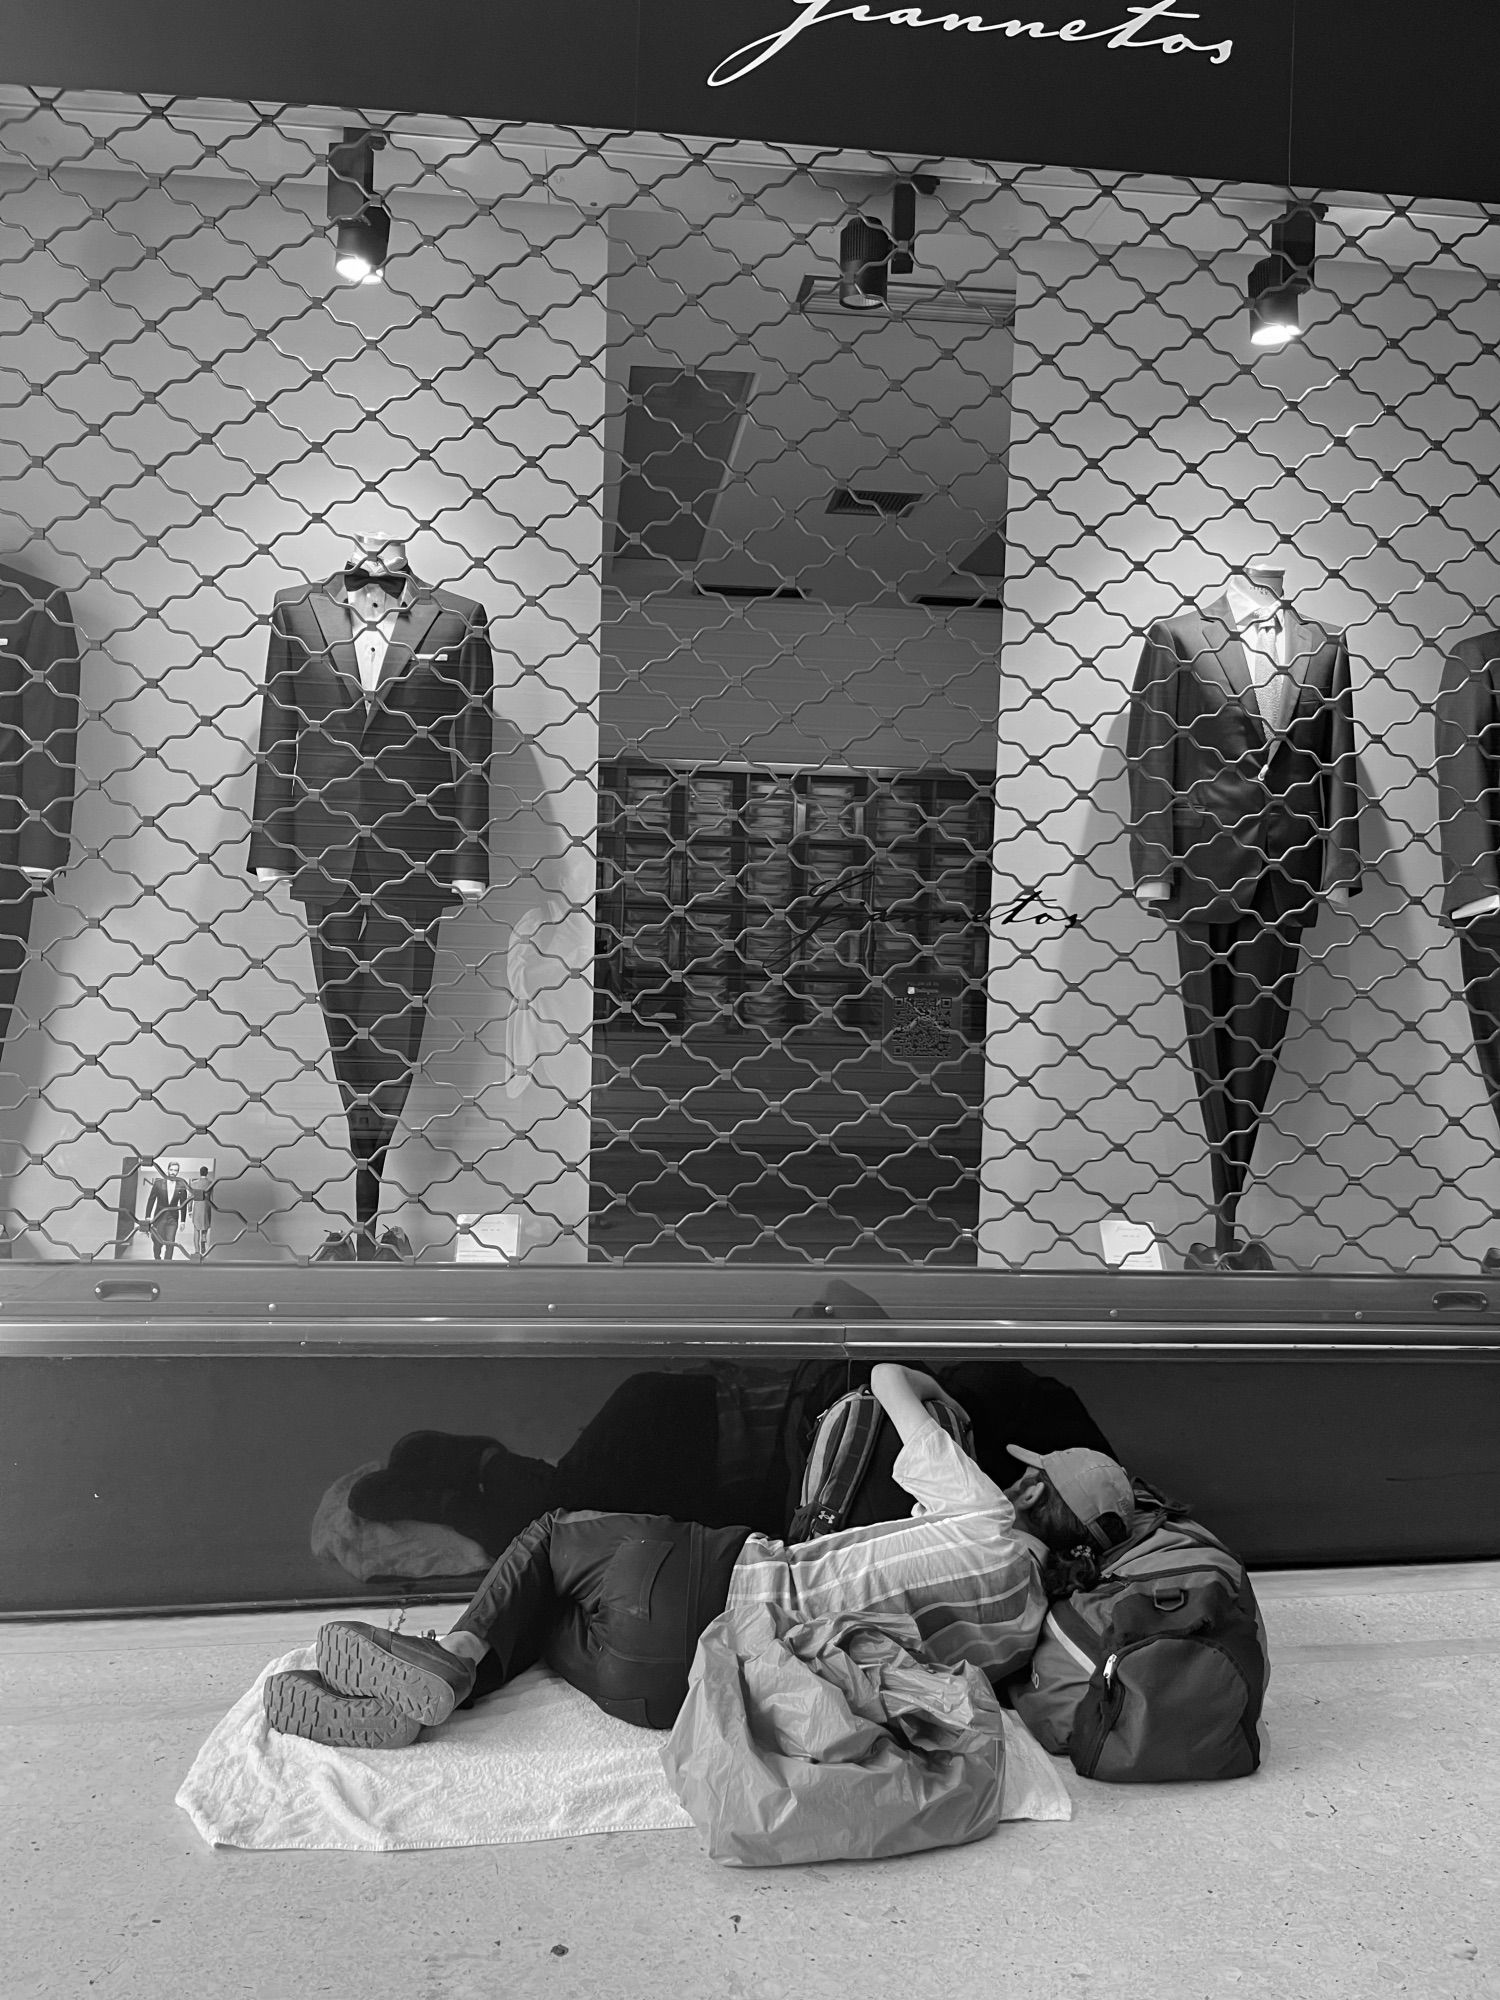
[1009,1505,1268,1783]
[789,1386,975,1543]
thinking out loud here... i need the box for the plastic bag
[661,1603,1006,1866]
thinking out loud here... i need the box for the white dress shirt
[1224,577,1294,735]
[347,574,406,696]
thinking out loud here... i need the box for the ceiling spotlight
[328,128,389,286]
[839,216,892,311]
[1249,202,1326,348]
[334,206,391,286]
[836,177,939,313]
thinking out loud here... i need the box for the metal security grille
[1,86,1498,1272]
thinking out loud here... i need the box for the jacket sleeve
[1125,621,1180,893]
[13,583,82,874]
[1435,638,1500,915]
[1321,635,1363,898]
[247,598,299,877]
[448,604,494,888]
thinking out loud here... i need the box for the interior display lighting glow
[334,206,391,286]
[1247,202,1324,350]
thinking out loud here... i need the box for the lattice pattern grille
[0,89,1497,1271]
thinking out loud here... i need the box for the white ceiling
[601,205,1015,607]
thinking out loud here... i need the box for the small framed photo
[115,1153,216,1262]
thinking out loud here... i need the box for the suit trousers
[1457,917,1500,1137]
[451,1509,751,1729]
[305,872,441,1232]
[0,872,37,1069]
[1175,911,1308,1237]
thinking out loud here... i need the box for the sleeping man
[267,1361,1136,1747]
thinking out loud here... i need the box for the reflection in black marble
[332,1356,1118,1584]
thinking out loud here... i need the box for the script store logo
[707,0,1235,85]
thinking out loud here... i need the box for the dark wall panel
[3,1347,1496,1614]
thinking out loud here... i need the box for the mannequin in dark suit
[1434,627,1500,1178]
[249,539,493,1258]
[0,562,82,1251]
[1127,564,1361,1268]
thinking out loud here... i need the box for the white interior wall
[0,163,605,1259]
[979,229,1500,1271]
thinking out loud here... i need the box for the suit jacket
[248,575,494,908]
[144,1175,189,1225]
[1435,627,1500,923]
[1125,597,1362,925]
[0,561,82,878]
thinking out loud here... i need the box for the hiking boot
[316,1621,476,1726]
[263,1668,421,1749]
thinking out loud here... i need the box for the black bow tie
[345,567,407,599]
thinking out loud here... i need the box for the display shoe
[1481,1247,1500,1276]
[1185,1237,1274,1273]
[1184,1240,1231,1271]
[262,1668,421,1749]
[1226,1238,1274,1272]
[311,1230,356,1262]
[377,1225,414,1262]
[316,1621,476,1726]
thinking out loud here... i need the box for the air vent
[913,593,1005,610]
[827,487,923,518]
[694,583,806,601]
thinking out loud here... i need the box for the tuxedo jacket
[248,575,494,909]
[0,561,82,879]
[1126,597,1362,926]
[144,1175,189,1224]
[1435,627,1500,923]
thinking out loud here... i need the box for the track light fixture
[328,129,389,286]
[837,178,937,312]
[838,215,892,311]
[1248,201,1326,348]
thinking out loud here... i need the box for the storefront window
[0,91,1496,1272]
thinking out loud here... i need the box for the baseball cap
[1007,1444,1135,1549]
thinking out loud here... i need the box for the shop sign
[3,0,1499,202]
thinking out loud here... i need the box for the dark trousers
[0,873,37,1063]
[305,875,441,1235]
[1458,917,1500,1135]
[451,1509,749,1729]
[1176,912,1308,1241]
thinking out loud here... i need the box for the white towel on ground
[176,1645,1072,1852]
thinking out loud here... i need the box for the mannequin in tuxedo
[0,562,82,1253]
[1434,626,1500,1254]
[1127,560,1361,1269]
[249,536,494,1259]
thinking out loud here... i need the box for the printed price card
[1099,1215,1164,1272]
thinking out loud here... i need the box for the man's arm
[869,1362,968,1447]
